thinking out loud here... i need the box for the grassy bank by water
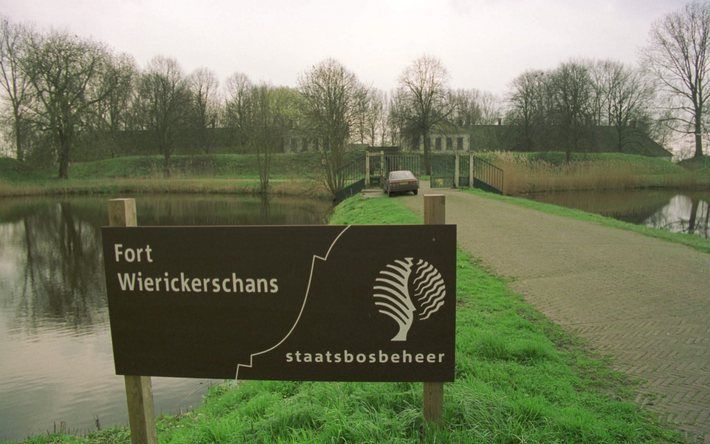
[0,156,328,198]
[0,177,327,199]
[464,188,710,255]
[476,152,710,195]
[66,153,338,179]
[17,196,680,443]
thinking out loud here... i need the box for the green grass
[65,152,360,180]
[464,188,710,254]
[679,155,710,173]
[66,153,332,179]
[0,154,331,198]
[19,195,680,444]
[0,177,328,199]
[0,157,43,182]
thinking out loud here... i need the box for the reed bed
[483,152,710,195]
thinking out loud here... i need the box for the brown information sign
[101,225,455,382]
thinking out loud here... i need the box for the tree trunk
[13,106,23,162]
[617,126,623,153]
[58,135,70,179]
[694,104,704,158]
[694,124,703,158]
[688,198,699,233]
[423,131,431,175]
[163,152,171,178]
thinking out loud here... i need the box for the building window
[435,137,442,151]
[446,137,453,150]
[457,137,464,150]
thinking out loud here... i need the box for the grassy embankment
[20,196,680,444]
[463,188,710,254]
[2,152,708,198]
[475,152,710,195]
[0,154,335,198]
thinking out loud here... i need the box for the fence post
[469,154,474,189]
[423,194,445,425]
[454,154,460,188]
[380,150,385,182]
[365,152,370,187]
[108,198,157,444]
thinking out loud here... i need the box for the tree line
[0,1,708,184]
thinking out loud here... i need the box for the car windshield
[389,171,415,180]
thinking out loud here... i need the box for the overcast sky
[0,0,686,96]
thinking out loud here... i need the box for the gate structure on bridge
[365,152,421,187]
[334,151,504,202]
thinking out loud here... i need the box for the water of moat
[524,189,709,239]
[0,194,332,440]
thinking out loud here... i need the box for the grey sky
[0,0,685,96]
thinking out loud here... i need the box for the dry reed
[486,152,710,195]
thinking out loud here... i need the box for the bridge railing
[333,157,366,203]
[471,155,504,194]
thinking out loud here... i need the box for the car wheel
[413,190,418,195]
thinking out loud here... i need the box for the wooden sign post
[108,198,157,444]
[423,194,445,425]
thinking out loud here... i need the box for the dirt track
[400,187,710,441]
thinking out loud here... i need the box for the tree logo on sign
[373,258,446,341]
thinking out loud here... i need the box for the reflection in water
[645,195,710,238]
[5,203,106,336]
[0,194,331,440]
[525,190,710,239]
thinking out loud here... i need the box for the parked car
[384,170,419,196]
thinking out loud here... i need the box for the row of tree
[507,60,659,162]
[0,15,503,182]
[0,1,708,185]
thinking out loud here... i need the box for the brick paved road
[401,188,710,441]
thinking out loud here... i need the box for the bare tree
[299,59,365,195]
[450,88,500,127]
[0,17,31,162]
[377,90,391,145]
[593,61,654,151]
[646,2,710,158]
[22,31,112,178]
[387,89,408,147]
[224,72,252,149]
[188,67,219,154]
[396,55,451,174]
[507,70,547,150]
[134,56,191,177]
[93,53,136,157]
[549,62,594,162]
[353,87,385,146]
[242,84,296,192]
[366,89,386,146]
